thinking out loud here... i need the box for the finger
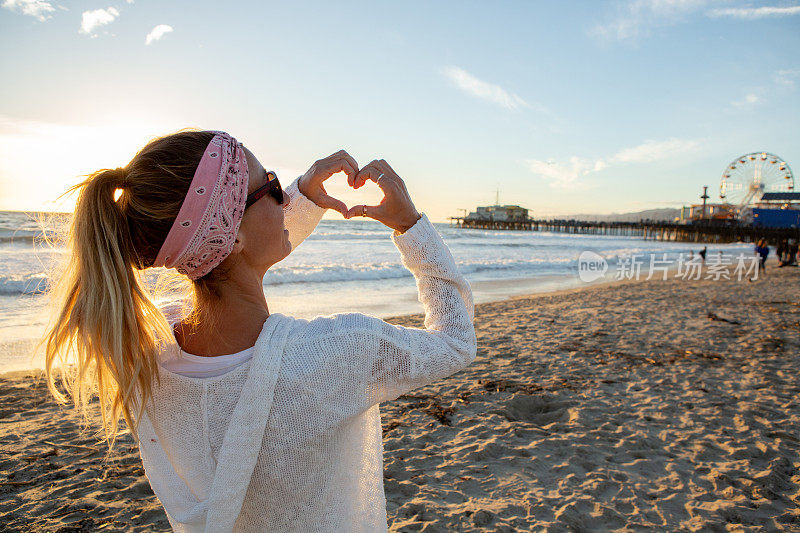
[344,205,356,219]
[354,160,378,187]
[375,160,401,187]
[325,159,358,183]
[315,193,348,217]
[363,160,387,188]
[355,161,382,188]
[324,151,358,187]
[345,204,380,220]
[346,205,377,219]
[328,149,352,162]
[338,153,359,186]
[361,160,398,189]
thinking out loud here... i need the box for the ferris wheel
[720,152,794,210]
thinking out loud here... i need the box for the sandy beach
[1,265,798,532]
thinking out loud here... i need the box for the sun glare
[322,177,387,219]
[0,116,183,213]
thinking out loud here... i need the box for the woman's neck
[178,262,272,356]
[176,299,270,357]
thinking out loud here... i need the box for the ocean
[0,210,754,373]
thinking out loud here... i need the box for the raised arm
[282,177,327,252]
[360,213,476,405]
[286,159,476,413]
[287,213,476,411]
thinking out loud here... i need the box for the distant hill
[554,208,681,223]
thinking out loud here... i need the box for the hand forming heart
[298,150,421,234]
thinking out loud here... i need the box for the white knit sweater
[136,178,477,532]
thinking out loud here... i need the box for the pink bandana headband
[152,131,249,280]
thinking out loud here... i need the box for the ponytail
[38,166,176,456]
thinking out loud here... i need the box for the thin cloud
[79,7,119,36]
[526,158,601,190]
[592,0,712,41]
[731,92,763,108]
[441,66,532,111]
[595,1,800,41]
[145,24,173,45]
[1,0,57,21]
[775,68,800,88]
[708,5,800,18]
[528,138,701,189]
[611,138,701,163]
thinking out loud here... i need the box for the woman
[40,130,476,532]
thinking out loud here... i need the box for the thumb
[345,204,379,220]
[315,194,348,217]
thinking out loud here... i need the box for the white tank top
[159,345,256,378]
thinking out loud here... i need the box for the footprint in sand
[498,393,573,426]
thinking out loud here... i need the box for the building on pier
[449,203,533,230]
[467,205,529,222]
[757,192,800,208]
[752,192,800,228]
[679,203,736,223]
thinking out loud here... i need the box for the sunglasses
[245,171,284,209]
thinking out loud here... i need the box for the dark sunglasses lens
[269,175,284,205]
[270,186,284,205]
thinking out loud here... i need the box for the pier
[447,217,800,245]
[448,217,532,231]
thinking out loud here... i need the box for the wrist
[394,212,422,234]
[297,175,311,198]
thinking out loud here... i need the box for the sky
[0,0,798,221]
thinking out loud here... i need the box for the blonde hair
[35,129,233,457]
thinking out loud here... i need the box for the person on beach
[788,238,799,266]
[776,239,787,265]
[698,246,707,263]
[755,239,769,271]
[39,130,477,532]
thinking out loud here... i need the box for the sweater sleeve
[295,213,477,410]
[374,214,477,404]
[282,176,327,252]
